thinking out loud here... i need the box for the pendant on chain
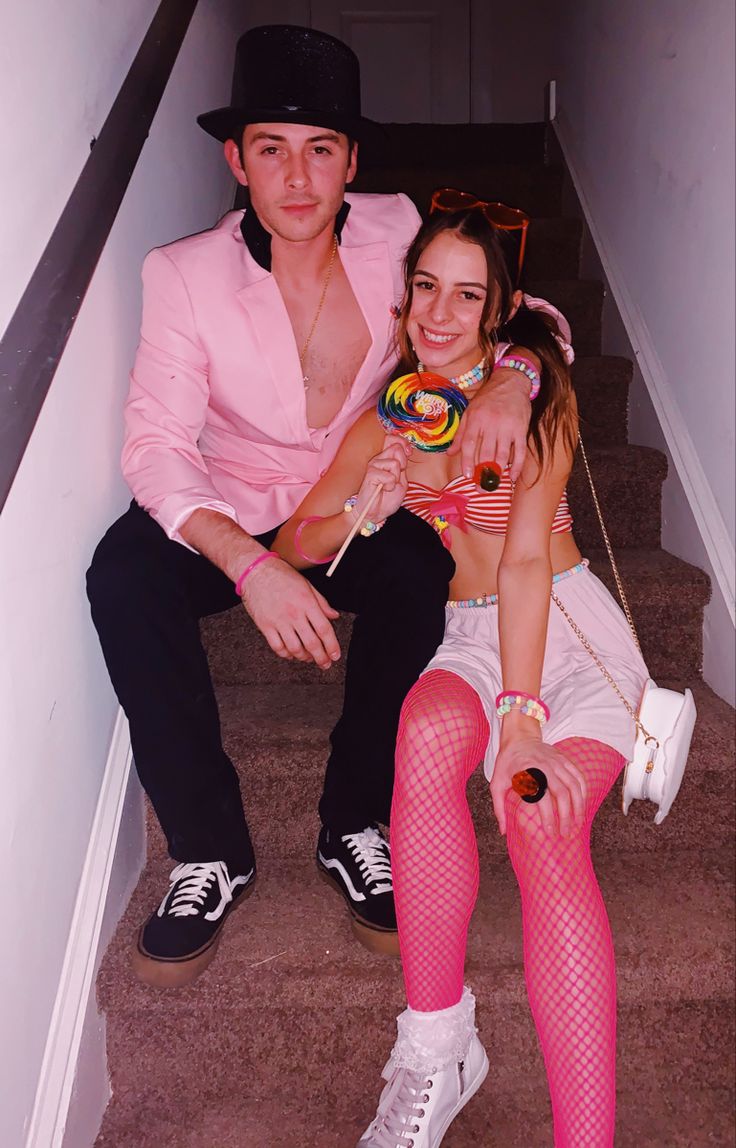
[298,235,337,395]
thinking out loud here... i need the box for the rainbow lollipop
[377,372,468,453]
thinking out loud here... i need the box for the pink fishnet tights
[391,669,625,1148]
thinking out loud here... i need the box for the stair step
[589,549,709,678]
[202,548,709,688]
[98,852,734,1130]
[100,992,735,1139]
[524,216,583,280]
[526,278,604,356]
[573,355,632,446]
[569,444,667,550]
[142,680,731,856]
[376,121,549,166]
[100,849,734,1014]
[151,731,729,859]
[96,1080,736,1148]
[195,679,731,771]
[351,162,564,218]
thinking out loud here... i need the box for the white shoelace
[158,861,233,921]
[370,1067,432,1147]
[342,828,393,894]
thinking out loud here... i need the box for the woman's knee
[396,671,488,788]
[505,792,587,888]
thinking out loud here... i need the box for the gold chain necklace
[299,234,338,389]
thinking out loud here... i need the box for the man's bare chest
[277,263,372,428]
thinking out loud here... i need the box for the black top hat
[197,24,381,145]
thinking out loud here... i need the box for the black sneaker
[132,860,256,987]
[317,826,399,956]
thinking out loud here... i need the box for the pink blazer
[122,193,421,542]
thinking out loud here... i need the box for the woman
[273,207,649,1147]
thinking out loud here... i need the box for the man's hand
[240,557,341,670]
[449,369,532,481]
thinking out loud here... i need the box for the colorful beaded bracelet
[495,690,550,724]
[496,355,541,402]
[344,495,386,538]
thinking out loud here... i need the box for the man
[87,25,556,988]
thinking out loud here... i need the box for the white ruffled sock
[388,986,477,1074]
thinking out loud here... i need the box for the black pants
[86,501,453,873]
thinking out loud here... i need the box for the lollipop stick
[326,485,382,578]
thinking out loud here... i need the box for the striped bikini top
[403,471,573,547]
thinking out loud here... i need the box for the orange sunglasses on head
[429,187,530,280]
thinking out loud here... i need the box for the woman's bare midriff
[445,528,583,601]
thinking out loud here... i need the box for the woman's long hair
[393,208,577,471]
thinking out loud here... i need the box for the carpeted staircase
[95,124,735,1147]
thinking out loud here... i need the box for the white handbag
[622,678,696,823]
[551,436,697,824]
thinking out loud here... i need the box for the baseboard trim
[26,709,134,1148]
[553,115,736,628]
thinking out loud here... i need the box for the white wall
[0,0,156,332]
[0,2,248,1144]
[548,0,735,702]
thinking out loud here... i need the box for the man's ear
[508,289,524,320]
[346,140,358,185]
[224,139,248,187]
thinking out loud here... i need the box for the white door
[310,1,471,122]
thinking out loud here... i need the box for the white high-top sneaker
[358,989,489,1148]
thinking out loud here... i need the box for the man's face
[225,122,358,244]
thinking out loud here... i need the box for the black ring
[520,767,548,804]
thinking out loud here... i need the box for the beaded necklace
[416,358,486,391]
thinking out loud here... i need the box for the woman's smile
[418,325,461,346]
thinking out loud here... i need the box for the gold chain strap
[299,234,338,376]
[550,434,658,748]
[577,434,641,651]
[550,590,656,746]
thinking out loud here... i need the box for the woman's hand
[490,738,588,839]
[353,435,411,522]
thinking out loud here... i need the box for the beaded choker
[416,358,486,392]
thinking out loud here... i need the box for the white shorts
[422,562,650,780]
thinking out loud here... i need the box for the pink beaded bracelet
[294,516,338,565]
[235,551,279,596]
[496,354,541,402]
[495,690,550,725]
